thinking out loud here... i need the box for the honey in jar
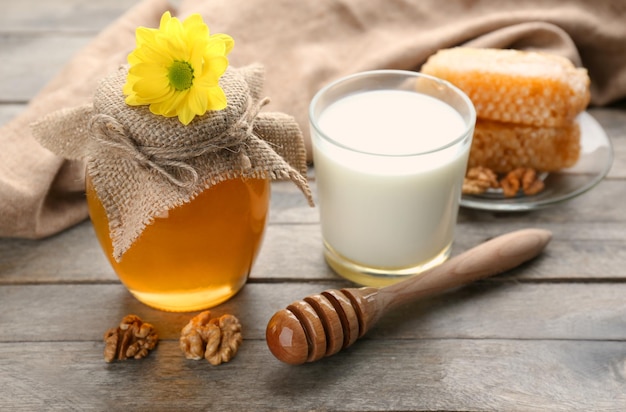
[86,175,270,312]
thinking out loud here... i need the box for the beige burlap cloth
[32,64,312,260]
[2,0,626,240]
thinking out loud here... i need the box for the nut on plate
[103,314,158,362]
[463,166,545,198]
[180,311,243,365]
[463,166,500,195]
[500,167,545,197]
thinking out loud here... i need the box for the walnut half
[500,167,545,197]
[103,314,158,362]
[463,166,500,195]
[180,311,243,365]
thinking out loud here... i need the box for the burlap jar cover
[32,63,313,261]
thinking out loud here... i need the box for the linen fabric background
[1,0,625,239]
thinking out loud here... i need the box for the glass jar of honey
[32,61,312,313]
[86,175,270,312]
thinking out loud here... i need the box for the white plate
[460,112,614,211]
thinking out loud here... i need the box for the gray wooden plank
[0,218,624,283]
[0,104,25,125]
[251,177,626,228]
[0,33,94,102]
[1,199,626,283]
[1,0,137,32]
[0,340,624,411]
[0,221,117,282]
[2,282,626,342]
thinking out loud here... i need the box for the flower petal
[123,11,232,124]
[206,86,227,111]
[205,55,229,78]
[151,89,188,117]
[186,87,209,116]
[211,34,234,55]
[133,77,172,101]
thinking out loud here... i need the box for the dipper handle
[266,228,552,365]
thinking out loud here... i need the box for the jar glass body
[86,175,270,312]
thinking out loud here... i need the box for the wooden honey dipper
[266,228,551,365]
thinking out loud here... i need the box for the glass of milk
[310,70,475,286]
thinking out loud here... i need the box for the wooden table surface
[2,1,626,410]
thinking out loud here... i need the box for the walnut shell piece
[180,311,243,365]
[103,314,158,363]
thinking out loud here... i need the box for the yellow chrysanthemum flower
[123,12,234,125]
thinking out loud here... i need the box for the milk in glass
[312,85,473,286]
